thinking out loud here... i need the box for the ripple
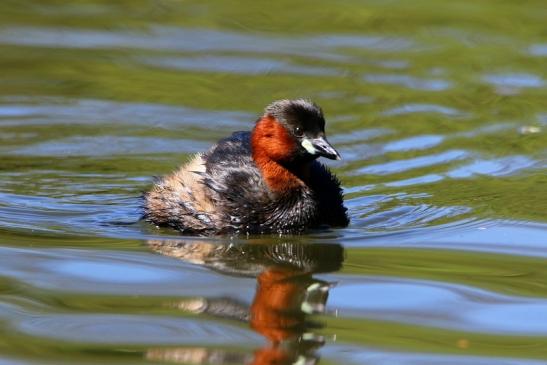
[0,247,256,297]
[528,44,547,57]
[330,276,547,335]
[483,73,544,88]
[354,204,471,229]
[6,136,209,156]
[346,194,397,217]
[53,260,173,283]
[353,150,469,176]
[467,303,547,335]
[16,314,260,345]
[341,219,547,258]
[374,59,409,69]
[338,144,385,164]
[0,192,96,233]
[382,104,463,117]
[382,155,538,187]
[0,26,413,61]
[329,128,393,144]
[418,221,547,257]
[383,135,444,152]
[325,344,546,365]
[363,74,452,91]
[0,182,142,237]
[0,97,251,129]
[331,280,461,311]
[446,156,537,178]
[308,34,414,51]
[453,121,517,138]
[384,173,445,187]
[142,55,340,76]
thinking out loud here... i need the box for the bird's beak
[301,136,341,160]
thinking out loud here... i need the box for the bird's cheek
[301,138,317,155]
[264,125,297,161]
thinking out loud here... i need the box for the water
[0,0,546,364]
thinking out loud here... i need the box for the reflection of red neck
[250,268,306,365]
[251,117,308,192]
[250,268,306,344]
[252,346,290,365]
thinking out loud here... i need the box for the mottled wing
[142,154,219,234]
[203,132,271,232]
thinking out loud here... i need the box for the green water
[0,1,546,364]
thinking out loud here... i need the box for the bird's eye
[294,127,304,137]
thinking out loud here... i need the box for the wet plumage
[143,99,349,235]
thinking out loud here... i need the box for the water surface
[0,1,546,364]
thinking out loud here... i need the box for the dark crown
[264,99,324,126]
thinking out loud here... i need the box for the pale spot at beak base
[301,139,317,154]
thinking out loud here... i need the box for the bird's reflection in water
[146,239,344,365]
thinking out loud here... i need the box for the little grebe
[143,99,349,235]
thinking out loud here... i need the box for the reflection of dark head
[147,239,344,277]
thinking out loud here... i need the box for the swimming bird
[143,99,349,235]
